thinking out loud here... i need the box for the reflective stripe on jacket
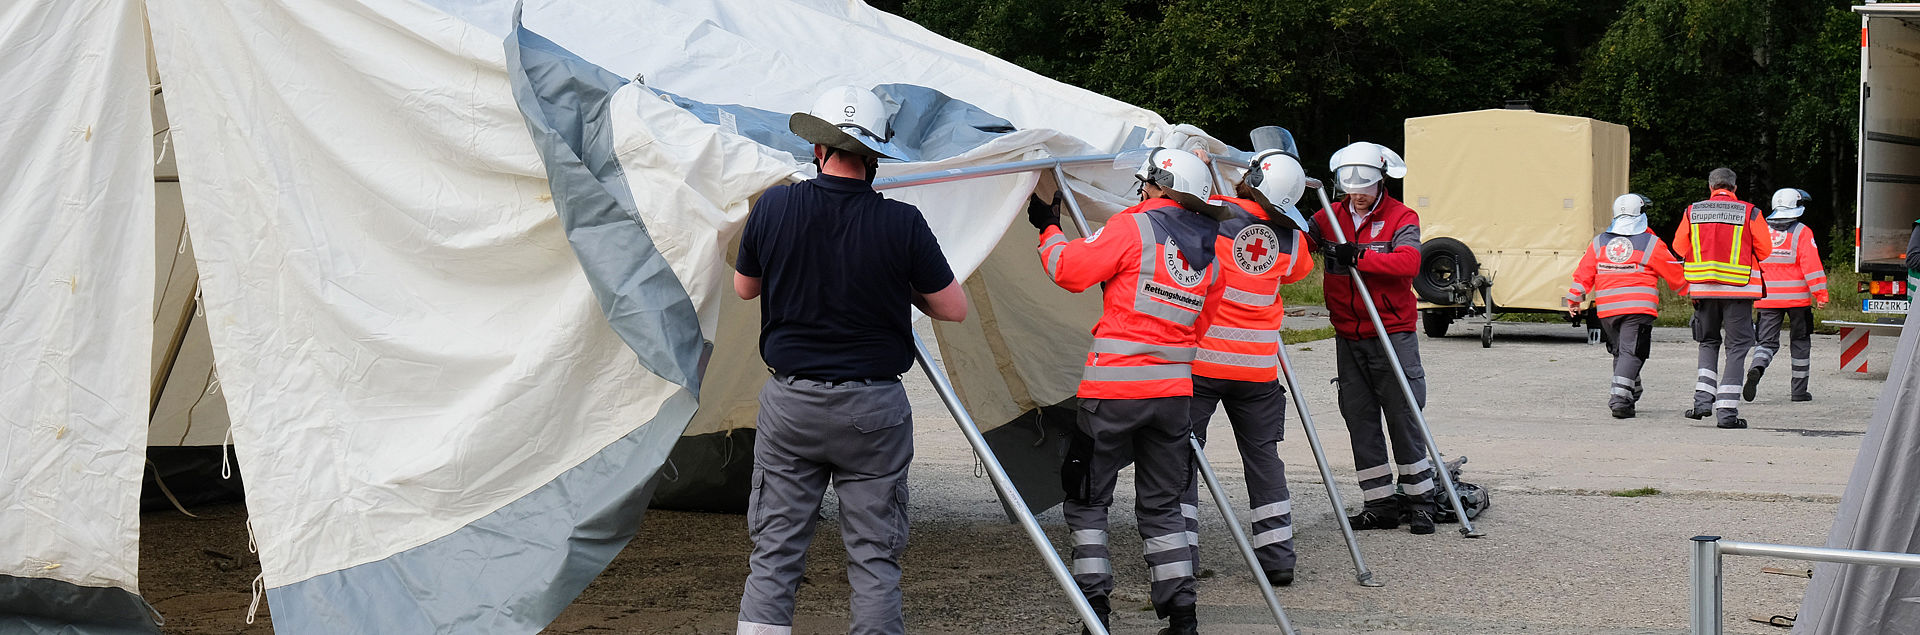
[1755,221,1828,309]
[1193,197,1313,382]
[1673,190,1771,299]
[1566,231,1689,318]
[1309,194,1421,340]
[1039,199,1218,399]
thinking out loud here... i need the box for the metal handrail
[1689,535,1920,634]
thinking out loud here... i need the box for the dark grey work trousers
[1752,306,1814,399]
[738,376,913,635]
[1181,376,1294,573]
[1600,314,1654,410]
[1062,396,1197,618]
[1334,332,1436,514]
[1691,299,1756,425]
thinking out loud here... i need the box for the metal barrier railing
[1689,535,1920,633]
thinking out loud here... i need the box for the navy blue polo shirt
[736,174,956,381]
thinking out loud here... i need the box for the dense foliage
[872,0,1861,251]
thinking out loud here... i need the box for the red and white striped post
[1840,326,1871,374]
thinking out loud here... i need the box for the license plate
[1864,298,1911,314]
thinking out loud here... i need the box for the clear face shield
[1334,165,1384,199]
[1115,147,1164,200]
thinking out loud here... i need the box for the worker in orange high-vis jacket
[1673,167,1772,429]
[1744,188,1828,403]
[1309,141,1442,535]
[1566,194,1689,419]
[1032,146,1230,635]
[1178,128,1313,588]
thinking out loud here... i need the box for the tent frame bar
[1689,535,1920,634]
[908,336,1109,635]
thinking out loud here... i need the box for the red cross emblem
[1174,249,1192,270]
[1161,159,1174,169]
[1244,237,1269,263]
[1261,162,1272,171]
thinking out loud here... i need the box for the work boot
[1716,418,1749,430]
[1080,596,1110,635]
[1684,405,1712,420]
[1743,366,1765,402]
[1265,568,1295,587]
[1631,379,1645,402]
[1347,509,1399,530]
[1157,605,1198,635]
[1791,393,1813,402]
[1407,509,1437,535]
[1611,405,1635,419]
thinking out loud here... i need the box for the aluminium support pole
[1052,166,1297,634]
[1275,341,1378,586]
[1310,185,1482,538]
[910,335,1109,635]
[1689,536,1723,635]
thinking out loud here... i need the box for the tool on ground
[1309,183,1484,538]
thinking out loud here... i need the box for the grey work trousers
[1182,376,1294,573]
[1600,314,1654,410]
[1752,306,1813,399]
[1062,396,1198,618]
[1691,299,1756,425]
[1335,332,1436,514]
[738,376,913,635]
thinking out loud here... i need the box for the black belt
[772,372,901,387]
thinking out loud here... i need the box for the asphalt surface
[142,319,1899,634]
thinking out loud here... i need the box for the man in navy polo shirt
[732,86,968,635]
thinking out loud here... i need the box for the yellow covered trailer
[1402,107,1629,346]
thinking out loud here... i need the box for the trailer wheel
[1422,310,1452,338]
[1481,323,1494,348]
[1415,237,1478,305]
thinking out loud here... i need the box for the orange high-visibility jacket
[1193,197,1312,383]
[1566,231,1689,318]
[1672,190,1772,299]
[1754,220,1830,309]
[1038,199,1219,399]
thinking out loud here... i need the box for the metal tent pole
[1309,184,1482,538]
[910,335,1109,635]
[1275,340,1378,586]
[1053,168,1297,634]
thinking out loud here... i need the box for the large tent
[1,1,1239,632]
[1793,307,1920,633]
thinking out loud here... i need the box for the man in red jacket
[1745,188,1828,402]
[1032,147,1226,635]
[1566,194,1690,419]
[1180,134,1314,587]
[1309,141,1437,535]
[1674,168,1772,429]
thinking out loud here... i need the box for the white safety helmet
[789,85,896,159]
[1769,187,1811,221]
[1248,150,1309,223]
[1328,142,1407,194]
[1608,193,1651,235]
[1130,146,1216,202]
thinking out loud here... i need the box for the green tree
[1548,0,1858,240]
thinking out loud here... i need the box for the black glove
[1326,242,1362,268]
[1027,193,1061,231]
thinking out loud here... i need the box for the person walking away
[1745,188,1828,402]
[1309,141,1439,535]
[1674,167,1772,429]
[733,86,970,635]
[1178,128,1313,587]
[1566,194,1690,419]
[1032,146,1228,635]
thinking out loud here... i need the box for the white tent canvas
[4,0,1234,633]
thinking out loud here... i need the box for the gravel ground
[141,319,1897,634]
